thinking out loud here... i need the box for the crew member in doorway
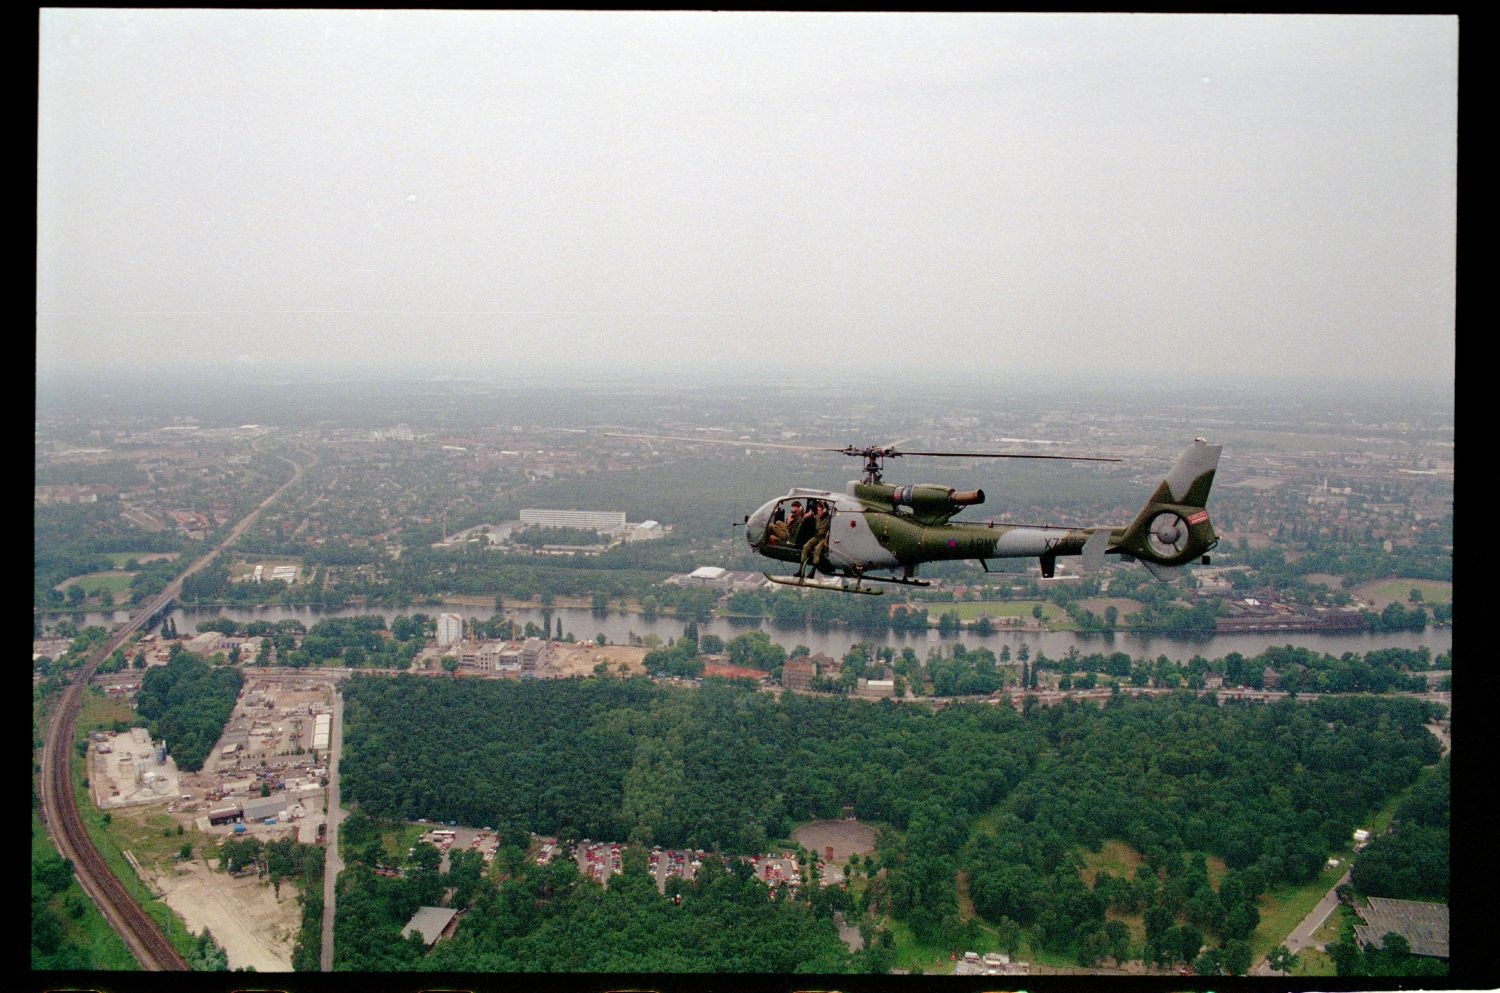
[798,501,831,579]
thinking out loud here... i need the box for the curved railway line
[36,449,308,972]
[41,649,189,971]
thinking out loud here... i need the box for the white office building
[519,509,626,533]
[436,613,463,647]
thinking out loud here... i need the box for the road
[833,910,864,952]
[1255,868,1351,976]
[320,684,346,971]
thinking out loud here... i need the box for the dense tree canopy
[341,675,1036,851]
[1350,759,1449,901]
[340,672,1443,971]
[134,648,244,771]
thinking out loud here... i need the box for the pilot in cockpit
[768,499,803,544]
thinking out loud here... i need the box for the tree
[33,854,75,896]
[1267,944,1300,975]
[1175,923,1204,965]
[1143,904,1175,965]
[1221,939,1253,975]
[1192,947,1223,975]
[1103,918,1130,963]
[1222,900,1260,941]
[1076,927,1112,967]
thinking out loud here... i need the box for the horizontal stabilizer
[1139,560,1182,583]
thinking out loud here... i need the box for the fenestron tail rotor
[1147,512,1191,557]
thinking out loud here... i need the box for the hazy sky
[37,11,1457,384]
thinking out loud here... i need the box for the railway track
[40,651,189,971]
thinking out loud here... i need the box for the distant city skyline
[37,11,1456,385]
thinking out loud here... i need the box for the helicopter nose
[745,500,774,549]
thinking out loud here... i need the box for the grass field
[885,917,955,974]
[1079,839,1145,886]
[936,600,1063,624]
[70,571,137,602]
[1352,578,1452,608]
[1287,904,1355,976]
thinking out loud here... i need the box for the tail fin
[1116,439,1222,575]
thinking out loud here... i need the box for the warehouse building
[402,906,460,949]
[1354,897,1448,961]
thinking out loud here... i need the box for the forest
[1349,758,1449,901]
[133,646,245,772]
[337,674,1443,971]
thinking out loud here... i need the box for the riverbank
[50,599,1451,669]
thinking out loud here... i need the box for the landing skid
[764,570,935,595]
[765,573,884,595]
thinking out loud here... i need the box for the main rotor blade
[892,449,1121,462]
[605,432,844,453]
[607,433,1119,463]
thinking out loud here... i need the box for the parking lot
[413,823,501,872]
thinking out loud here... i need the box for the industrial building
[402,906,460,948]
[664,567,766,591]
[312,712,331,752]
[626,520,665,541]
[91,727,183,808]
[782,657,816,691]
[1354,897,1449,960]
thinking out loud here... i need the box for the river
[60,604,1452,664]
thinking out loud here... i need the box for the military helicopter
[610,434,1221,594]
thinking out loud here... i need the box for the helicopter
[611,433,1221,594]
